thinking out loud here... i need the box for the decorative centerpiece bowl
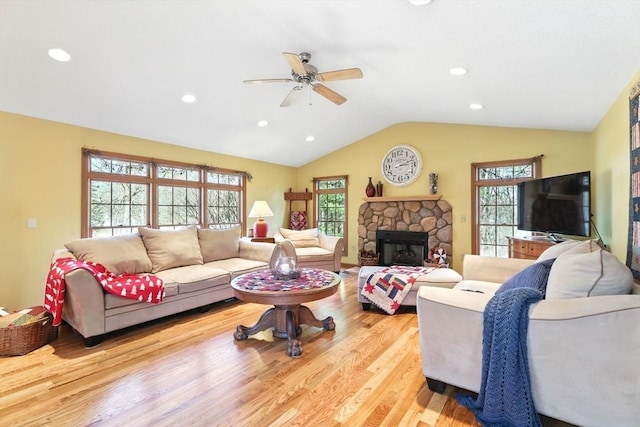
[272,256,300,280]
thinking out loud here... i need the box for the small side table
[250,237,275,243]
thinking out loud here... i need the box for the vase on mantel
[376,180,383,197]
[365,177,376,197]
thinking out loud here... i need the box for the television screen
[517,171,591,237]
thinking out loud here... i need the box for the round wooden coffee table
[231,268,341,357]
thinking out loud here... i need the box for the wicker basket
[358,253,380,267]
[0,311,58,356]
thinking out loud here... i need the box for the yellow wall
[4,67,638,310]
[0,112,296,309]
[298,122,593,267]
[592,71,640,262]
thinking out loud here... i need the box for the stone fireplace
[358,197,453,265]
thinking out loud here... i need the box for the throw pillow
[536,239,582,262]
[65,233,153,275]
[198,227,240,263]
[139,225,203,273]
[546,246,633,299]
[279,227,321,248]
[496,258,556,297]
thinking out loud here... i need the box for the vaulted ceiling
[1,1,639,167]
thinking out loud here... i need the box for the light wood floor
[1,269,573,427]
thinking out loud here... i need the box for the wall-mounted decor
[381,145,423,186]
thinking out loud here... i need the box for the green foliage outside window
[476,163,535,257]
[315,177,348,255]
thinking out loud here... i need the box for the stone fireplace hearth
[358,198,453,265]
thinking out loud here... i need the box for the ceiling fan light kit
[244,52,363,107]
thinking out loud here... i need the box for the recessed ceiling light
[48,48,71,62]
[470,103,484,110]
[449,67,468,76]
[305,136,315,142]
[181,94,196,103]
[257,120,268,127]
[408,0,433,5]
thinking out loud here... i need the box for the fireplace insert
[376,230,429,267]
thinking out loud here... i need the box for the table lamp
[248,200,274,238]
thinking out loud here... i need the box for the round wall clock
[381,144,423,186]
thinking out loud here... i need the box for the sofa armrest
[60,268,108,340]
[319,233,343,271]
[52,248,75,262]
[318,233,342,251]
[51,249,105,338]
[417,286,491,392]
[462,254,534,283]
[239,239,275,263]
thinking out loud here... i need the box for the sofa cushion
[154,264,230,294]
[65,233,152,275]
[139,225,203,273]
[198,227,240,262]
[105,282,179,310]
[546,242,633,299]
[536,239,582,262]
[496,258,556,297]
[279,227,321,248]
[295,246,332,260]
[205,258,269,278]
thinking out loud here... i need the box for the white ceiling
[1,0,639,167]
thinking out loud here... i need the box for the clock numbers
[381,144,423,187]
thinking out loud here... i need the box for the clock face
[381,145,423,186]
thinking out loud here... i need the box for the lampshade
[248,201,274,218]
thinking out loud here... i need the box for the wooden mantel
[362,195,442,202]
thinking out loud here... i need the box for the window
[314,176,348,255]
[82,150,247,237]
[472,157,541,257]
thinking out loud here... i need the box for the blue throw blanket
[456,287,543,427]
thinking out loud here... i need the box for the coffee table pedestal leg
[234,304,335,358]
[234,307,276,340]
[286,310,302,357]
[299,305,335,331]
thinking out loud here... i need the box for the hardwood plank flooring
[0,269,574,427]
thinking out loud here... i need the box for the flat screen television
[517,171,591,238]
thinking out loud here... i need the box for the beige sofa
[53,226,275,347]
[274,228,344,272]
[417,241,640,427]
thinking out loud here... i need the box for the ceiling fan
[243,52,363,107]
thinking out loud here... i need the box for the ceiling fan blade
[243,78,293,84]
[280,86,302,107]
[312,84,347,105]
[283,52,306,75]
[317,68,363,82]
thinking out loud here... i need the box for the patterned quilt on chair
[44,257,164,326]
[361,266,435,314]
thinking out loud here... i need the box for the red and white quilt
[44,257,164,326]
[361,266,435,314]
